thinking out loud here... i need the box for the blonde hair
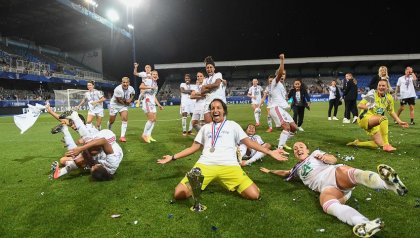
[377,66,392,91]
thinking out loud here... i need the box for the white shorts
[251,99,261,105]
[269,106,294,127]
[311,165,354,198]
[238,144,256,158]
[109,103,128,116]
[97,150,123,175]
[142,98,156,113]
[88,109,104,117]
[192,102,205,120]
[180,102,194,114]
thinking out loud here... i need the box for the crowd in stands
[157,73,419,102]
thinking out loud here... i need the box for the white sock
[182,117,187,132]
[188,118,193,132]
[148,121,155,136]
[254,112,260,124]
[245,151,266,165]
[65,160,78,170]
[62,125,77,149]
[107,121,113,130]
[267,116,272,128]
[348,169,389,190]
[323,199,369,226]
[120,121,127,137]
[70,112,89,138]
[144,120,153,135]
[278,130,290,148]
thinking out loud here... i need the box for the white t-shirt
[270,78,289,109]
[195,120,247,166]
[264,86,272,108]
[204,72,226,103]
[180,82,195,105]
[297,149,343,192]
[397,75,417,99]
[248,85,263,104]
[143,78,158,101]
[83,89,104,112]
[110,85,135,106]
[328,86,337,100]
[94,129,123,175]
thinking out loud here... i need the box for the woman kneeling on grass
[346,79,409,152]
[158,99,287,200]
[260,141,408,237]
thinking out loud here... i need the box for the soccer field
[0,102,419,238]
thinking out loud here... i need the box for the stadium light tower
[106,9,120,22]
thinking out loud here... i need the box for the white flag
[13,103,46,134]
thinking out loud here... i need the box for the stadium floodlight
[106,9,120,22]
[119,0,142,8]
[127,24,134,29]
[85,0,98,8]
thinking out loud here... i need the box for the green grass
[0,102,419,238]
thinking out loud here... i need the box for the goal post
[53,89,88,112]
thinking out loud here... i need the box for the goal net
[53,89,88,112]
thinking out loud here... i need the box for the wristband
[171,155,176,161]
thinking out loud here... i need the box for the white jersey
[143,78,158,100]
[248,85,263,104]
[204,72,226,103]
[195,120,247,166]
[270,78,289,109]
[238,134,264,158]
[110,85,135,106]
[397,75,417,99]
[180,82,196,105]
[83,89,104,113]
[328,86,337,100]
[264,86,272,108]
[296,150,344,193]
[135,71,151,82]
[94,129,123,175]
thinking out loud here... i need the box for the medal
[210,120,226,153]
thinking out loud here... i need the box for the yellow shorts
[358,115,380,136]
[180,163,254,194]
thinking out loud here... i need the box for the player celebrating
[180,74,195,135]
[260,141,407,237]
[107,77,135,142]
[269,54,298,150]
[140,70,164,143]
[133,63,152,107]
[347,79,409,152]
[395,66,417,125]
[247,78,263,126]
[190,72,206,132]
[76,80,106,129]
[158,99,287,200]
[238,124,272,166]
[260,76,274,132]
[200,56,226,123]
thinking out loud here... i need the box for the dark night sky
[98,0,418,78]
[2,0,417,79]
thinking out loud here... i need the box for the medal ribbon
[211,119,226,149]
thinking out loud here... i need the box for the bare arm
[390,111,409,128]
[154,97,164,110]
[157,141,202,164]
[190,90,204,99]
[260,167,291,177]
[242,137,288,161]
[65,138,113,157]
[314,152,337,164]
[201,79,222,94]
[133,63,139,76]
[274,54,285,83]
[77,98,86,108]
